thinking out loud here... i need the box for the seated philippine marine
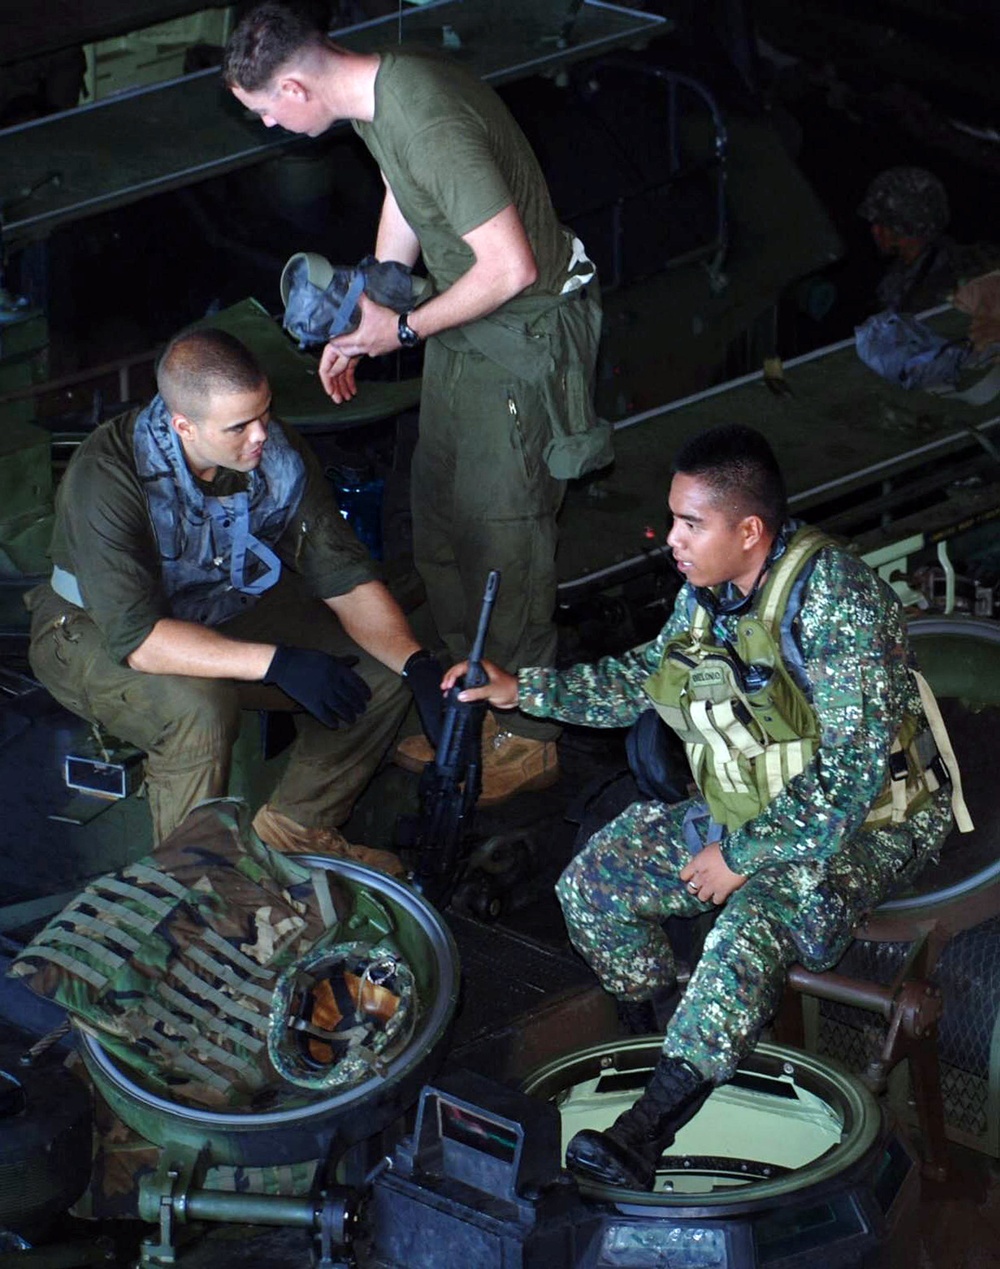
[443,422,963,1189]
[26,326,445,875]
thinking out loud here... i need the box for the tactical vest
[7,800,384,1110]
[132,395,306,626]
[643,527,959,834]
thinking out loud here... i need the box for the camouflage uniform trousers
[556,792,947,1085]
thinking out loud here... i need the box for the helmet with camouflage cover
[858,167,950,238]
[268,940,418,1092]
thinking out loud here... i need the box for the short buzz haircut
[673,424,787,535]
[156,327,266,420]
[222,2,327,92]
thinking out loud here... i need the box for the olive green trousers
[27,576,408,843]
[411,337,567,741]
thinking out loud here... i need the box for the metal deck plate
[446,910,596,1045]
[441,911,617,1085]
[556,306,1000,599]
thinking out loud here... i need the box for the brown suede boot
[393,715,558,806]
[252,805,408,880]
[565,1054,712,1191]
[478,727,560,806]
[393,712,498,774]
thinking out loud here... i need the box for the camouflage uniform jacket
[519,540,951,878]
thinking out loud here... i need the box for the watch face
[398,315,419,347]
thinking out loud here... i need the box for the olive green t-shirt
[50,411,376,663]
[353,50,571,298]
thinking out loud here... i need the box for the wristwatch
[397,313,422,348]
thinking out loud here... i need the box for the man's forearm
[328,202,538,364]
[517,646,656,729]
[126,618,274,680]
[404,260,529,340]
[325,580,421,674]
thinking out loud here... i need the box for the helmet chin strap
[693,526,785,624]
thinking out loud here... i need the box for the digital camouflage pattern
[858,166,950,238]
[267,938,417,1092]
[519,542,953,1083]
[874,239,963,313]
[873,237,1000,314]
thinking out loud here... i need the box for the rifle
[411,569,500,906]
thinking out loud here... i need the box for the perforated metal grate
[813,916,1000,1152]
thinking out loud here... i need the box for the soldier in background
[858,164,999,315]
[858,165,959,313]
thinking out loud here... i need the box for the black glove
[401,649,445,747]
[264,645,371,728]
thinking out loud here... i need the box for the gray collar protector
[132,396,305,625]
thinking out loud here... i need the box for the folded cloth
[855,310,972,390]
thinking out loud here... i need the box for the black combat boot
[566,1054,712,1190]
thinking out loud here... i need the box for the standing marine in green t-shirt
[224,3,611,805]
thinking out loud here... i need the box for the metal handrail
[0,347,157,408]
[569,57,729,290]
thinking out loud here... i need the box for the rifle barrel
[465,569,500,689]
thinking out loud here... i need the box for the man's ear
[276,73,310,102]
[741,513,766,552]
[170,413,195,444]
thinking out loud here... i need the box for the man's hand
[680,841,747,906]
[319,295,408,402]
[441,657,518,710]
[318,347,360,403]
[328,293,402,358]
[264,645,371,728]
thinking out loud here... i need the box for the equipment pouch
[625,708,690,804]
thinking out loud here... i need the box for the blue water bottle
[328,462,385,560]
